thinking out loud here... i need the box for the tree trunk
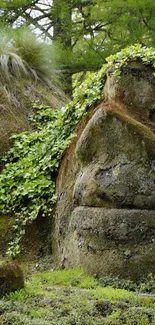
[53,0,72,97]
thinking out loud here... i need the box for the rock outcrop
[0,79,67,160]
[52,61,155,280]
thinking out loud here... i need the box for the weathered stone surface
[70,207,155,244]
[52,61,155,280]
[0,261,24,298]
[60,207,155,280]
[104,61,155,127]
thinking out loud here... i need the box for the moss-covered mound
[1,268,155,325]
[0,261,24,298]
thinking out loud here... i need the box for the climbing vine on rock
[0,65,107,258]
[0,106,74,257]
[106,44,155,77]
[0,44,155,257]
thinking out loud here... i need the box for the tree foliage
[0,0,155,73]
[0,0,155,95]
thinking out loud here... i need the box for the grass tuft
[0,27,57,87]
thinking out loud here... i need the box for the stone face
[0,262,24,298]
[74,108,155,210]
[53,61,155,280]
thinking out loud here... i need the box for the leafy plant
[99,276,137,292]
[106,44,155,77]
[0,104,75,257]
[7,285,34,302]
[139,274,155,293]
[99,274,155,294]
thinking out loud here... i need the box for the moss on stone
[108,108,155,142]
[0,261,24,298]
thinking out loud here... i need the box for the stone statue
[53,61,155,280]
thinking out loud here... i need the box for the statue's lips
[69,206,155,244]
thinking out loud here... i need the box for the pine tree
[0,0,155,95]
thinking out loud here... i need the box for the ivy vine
[0,65,107,257]
[0,44,155,257]
[106,44,155,77]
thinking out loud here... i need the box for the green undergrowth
[1,268,155,325]
[29,268,98,290]
[1,44,155,257]
[99,273,155,294]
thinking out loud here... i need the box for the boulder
[52,61,155,280]
[0,261,24,298]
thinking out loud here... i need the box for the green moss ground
[1,268,155,325]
